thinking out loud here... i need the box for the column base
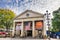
[43,35,47,39]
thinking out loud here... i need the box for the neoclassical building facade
[12,10,47,38]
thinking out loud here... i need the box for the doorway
[15,22,22,37]
[27,30,32,37]
[24,21,32,37]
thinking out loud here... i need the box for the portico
[12,10,46,38]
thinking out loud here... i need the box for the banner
[35,21,43,30]
[16,23,22,30]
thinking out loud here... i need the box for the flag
[25,22,31,30]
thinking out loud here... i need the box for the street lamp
[45,10,51,40]
[46,10,50,27]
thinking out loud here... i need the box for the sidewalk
[0,38,59,40]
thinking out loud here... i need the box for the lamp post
[45,10,51,40]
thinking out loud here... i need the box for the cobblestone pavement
[0,38,59,40]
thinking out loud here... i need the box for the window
[26,14,29,17]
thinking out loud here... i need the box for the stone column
[43,19,47,38]
[12,22,15,37]
[20,21,24,37]
[32,21,35,37]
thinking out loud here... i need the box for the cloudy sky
[0,0,60,15]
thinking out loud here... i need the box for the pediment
[14,10,44,20]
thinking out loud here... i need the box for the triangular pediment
[14,10,44,20]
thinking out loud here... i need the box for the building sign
[35,21,43,30]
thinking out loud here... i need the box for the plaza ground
[0,38,59,40]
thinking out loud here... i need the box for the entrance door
[15,22,21,37]
[35,20,43,38]
[24,21,32,37]
[27,30,32,37]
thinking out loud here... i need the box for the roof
[14,10,44,20]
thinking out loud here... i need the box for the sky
[0,0,60,16]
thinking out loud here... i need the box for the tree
[0,9,15,31]
[52,8,60,32]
